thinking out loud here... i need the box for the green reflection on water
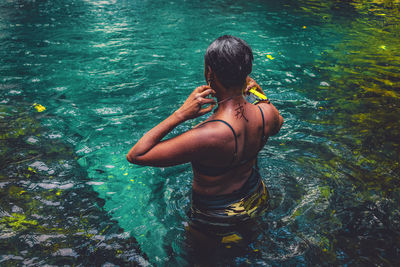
[290,0,400,265]
[301,0,400,194]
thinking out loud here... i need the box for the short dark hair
[205,35,253,88]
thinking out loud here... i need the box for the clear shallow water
[1,0,400,265]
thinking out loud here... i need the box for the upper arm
[127,126,220,167]
[258,102,283,136]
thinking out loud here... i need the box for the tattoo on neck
[234,103,248,122]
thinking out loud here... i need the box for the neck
[215,85,243,105]
[217,94,242,105]
[211,80,245,108]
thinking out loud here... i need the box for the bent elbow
[126,153,135,164]
[127,153,139,165]
[126,153,147,166]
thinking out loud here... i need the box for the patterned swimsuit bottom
[188,168,270,245]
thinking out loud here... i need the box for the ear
[206,66,214,80]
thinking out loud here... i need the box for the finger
[192,86,208,96]
[246,83,260,93]
[199,103,216,115]
[203,97,216,104]
[198,88,216,98]
[245,84,255,94]
[198,97,216,105]
[196,85,211,92]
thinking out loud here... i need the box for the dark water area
[1,0,400,265]
[0,106,149,265]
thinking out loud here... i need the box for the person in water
[127,35,283,249]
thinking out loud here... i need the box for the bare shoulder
[192,119,237,156]
[189,119,237,164]
[193,119,235,146]
[257,101,283,136]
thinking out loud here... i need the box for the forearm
[127,85,215,165]
[127,111,185,163]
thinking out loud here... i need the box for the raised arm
[245,76,267,97]
[127,85,216,166]
[265,102,284,136]
[245,76,283,136]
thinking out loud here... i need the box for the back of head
[205,35,253,89]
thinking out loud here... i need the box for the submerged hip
[188,168,270,243]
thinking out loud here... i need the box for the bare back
[191,98,281,195]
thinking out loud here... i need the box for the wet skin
[127,68,283,196]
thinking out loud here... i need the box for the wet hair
[205,35,253,89]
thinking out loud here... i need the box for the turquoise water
[1,0,400,265]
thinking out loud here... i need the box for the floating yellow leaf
[33,103,46,112]
[302,25,307,29]
[379,45,386,50]
[266,54,275,60]
[28,166,36,173]
[221,233,242,243]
